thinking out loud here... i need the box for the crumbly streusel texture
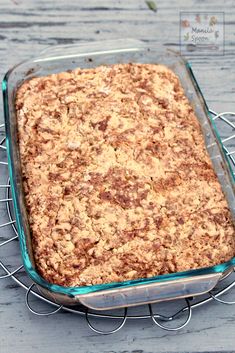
[16,63,235,286]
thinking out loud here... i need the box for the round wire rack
[1,109,235,335]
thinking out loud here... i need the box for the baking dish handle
[77,272,222,310]
[33,39,147,63]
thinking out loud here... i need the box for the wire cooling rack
[0,109,235,335]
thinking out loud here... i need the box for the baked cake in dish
[15,63,235,287]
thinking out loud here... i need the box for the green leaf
[184,32,189,41]
[145,0,157,12]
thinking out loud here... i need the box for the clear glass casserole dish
[2,39,235,310]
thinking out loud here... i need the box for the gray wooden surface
[0,0,235,352]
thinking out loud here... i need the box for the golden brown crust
[16,63,235,286]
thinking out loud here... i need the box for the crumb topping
[16,63,235,286]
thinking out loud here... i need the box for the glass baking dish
[2,39,235,310]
